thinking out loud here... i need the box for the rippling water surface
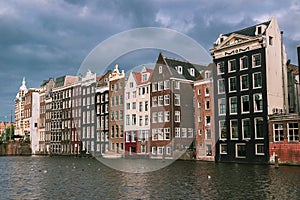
[1,156,300,199]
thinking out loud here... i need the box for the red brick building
[194,64,214,161]
[269,114,300,164]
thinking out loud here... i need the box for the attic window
[220,37,224,43]
[159,66,162,74]
[205,71,211,79]
[190,68,195,76]
[142,74,148,82]
[178,66,183,74]
[257,26,262,35]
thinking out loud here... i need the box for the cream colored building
[14,78,28,137]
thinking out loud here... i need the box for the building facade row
[14,17,300,164]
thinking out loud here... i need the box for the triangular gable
[217,33,254,49]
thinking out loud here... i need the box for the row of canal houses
[14,17,300,164]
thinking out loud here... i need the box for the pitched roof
[195,63,214,81]
[164,57,207,81]
[96,75,104,81]
[224,20,271,37]
[287,64,299,75]
[54,76,78,88]
[54,76,66,88]
[133,68,154,85]
[40,78,54,87]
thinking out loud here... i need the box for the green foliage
[3,125,14,141]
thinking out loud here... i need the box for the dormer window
[257,26,262,35]
[142,73,148,82]
[178,66,183,74]
[190,68,195,76]
[205,71,211,79]
[256,25,266,35]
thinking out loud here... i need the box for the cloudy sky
[1,0,300,121]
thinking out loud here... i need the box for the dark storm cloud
[0,0,299,120]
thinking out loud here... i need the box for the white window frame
[241,95,250,114]
[152,96,157,107]
[174,94,180,106]
[164,111,170,122]
[205,87,209,96]
[255,144,265,155]
[152,82,157,92]
[142,74,148,82]
[218,79,225,94]
[240,56,248,70]
[205,100,210,110]
[235,143,246,158]
[253,72,262,89]
[254,117,264,139]
[228,59,236,72]
[164,80,170,90]
[229,77,237,92]
[218,98,226,116]
[187,128,193,138]
[158,111,164,123]
[205,116,211,126]
[175,127,180,138]
[166,147,171,155]
[175,111,181,122]
[174,81,180,89]
[181,128,187,137]
[242,118,251,140]
[220,144,228,154]
[217,62,225,75]
[158,96,163,106]
[152,146,157,155]
[205,128,211,140]
[273,123,284,142]
[240,74,249,91]
[158,81,164,91]
[178,66,183,74]
[152,112,158,123]
[229,97,237,114]
[157,128,163,140]
[230,119,238,140]
[253,93,263,112]
[159,66,162,74]
[157,147,164,155]
[164,128,170,140]
[219,120,227,140]
[152,129,158,141]
[164,94,170,105]
[190,68,195,76]
[288,122,299,142]
[252,53,261,68]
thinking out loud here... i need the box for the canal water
[1,156,300,199]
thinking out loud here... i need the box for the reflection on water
[0,156,300,199]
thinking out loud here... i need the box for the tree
[4,125,14,141]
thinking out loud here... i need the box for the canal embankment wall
[0,141,31,156]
